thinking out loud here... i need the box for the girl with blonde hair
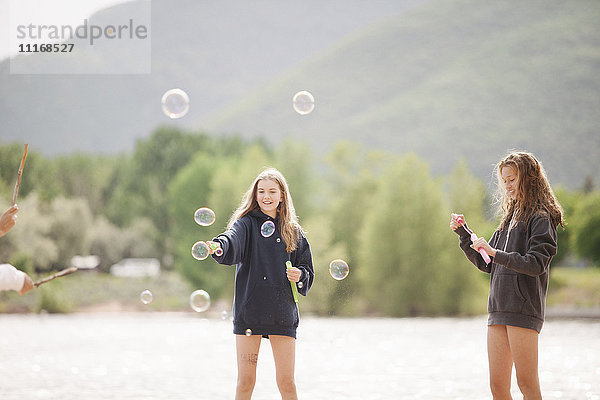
[208,168,314,400]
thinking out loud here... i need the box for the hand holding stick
[452,214,492,264]
[0,205,19,238]
[285,261,299,303]
[34,267,78,288]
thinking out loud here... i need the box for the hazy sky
[1,0,129,60]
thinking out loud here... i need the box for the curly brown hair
[495,151,564,231]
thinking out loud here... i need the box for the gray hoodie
[456,211,557,332]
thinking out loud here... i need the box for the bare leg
[488,325,514,400]
[269,335,297,400]
[235,334,262,400]
[506,326,542,400]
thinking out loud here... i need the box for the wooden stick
[12,143,28,205]
[34,266,78,287]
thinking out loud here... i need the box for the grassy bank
[548,266,600,309]
[0,270,207,314]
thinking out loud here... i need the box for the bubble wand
[12,144,28,205]
[191,241,223,260]
[285,261,299,303]
[208,242,223,256]
[454,215,492,264]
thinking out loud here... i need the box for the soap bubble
[194,207,216,226]
[245,329,252,336]
[260,220,276,238]
[161,88,190,119]
[220,310,229,320]
[298,282,303,289]
[190,289,211,312]
[191,241,210,260]
[329,259,349,280]
[140,290,153,304]
[293,91,315,115]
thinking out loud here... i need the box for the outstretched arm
[211,218,249,265]
[0,263,33,295]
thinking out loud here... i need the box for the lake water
[1,313,598,399]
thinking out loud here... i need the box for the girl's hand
[450,213,464,231]
[470,236,497,257]
[19,273,33,295]
[206,241,222,255]
[0,204,18,237]
[286,267,301,283]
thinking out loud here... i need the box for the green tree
[6,193,58,271]
[47,197,93,267]
[357,154,484,316]
[105,128,213,259]
[299,216,349,315]
[570,192,600,265]
[553,187,579,263]
[0,142,47,201]
[50,154,118,215]
[324,142,392,314]
[104,128,264,265]
[168,152,233,296]
[446,159,491,314]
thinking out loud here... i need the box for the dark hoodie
[212,210,314,339]
[456,211,557,332]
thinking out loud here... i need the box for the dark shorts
[233,323,297,339]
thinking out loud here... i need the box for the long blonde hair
[495,151,564,231]
[228,168,302,252]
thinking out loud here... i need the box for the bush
[36,283,74,313]
[570,193,600,265]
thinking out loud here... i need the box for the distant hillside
[0,0,424,153]
[1,0,598,188]
[204,0,600,188]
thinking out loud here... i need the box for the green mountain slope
[0,0,422,154]
[205,0,600,187]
